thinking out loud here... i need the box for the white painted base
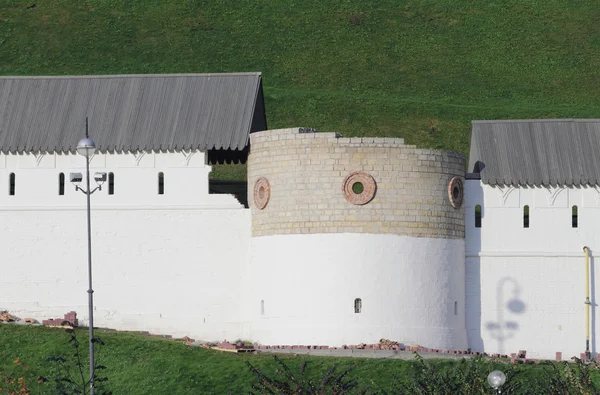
[0,208,251,342]
[248,233,467,350]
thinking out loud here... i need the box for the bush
[246,355,374,394]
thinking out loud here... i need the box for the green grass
[0,324,411,393]
[3,324,599,394]
[0,324,582,394]
[2,0,600,171]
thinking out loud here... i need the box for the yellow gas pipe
[584,246,591,361]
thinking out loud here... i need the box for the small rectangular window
[572,205,578,228]
[58,173,65,196]
[158,172,164,195]
[9,173,15,196]
[108,172,114,195]
[354,298,362,313]
[475,205,482,228]
[523,205,530,228]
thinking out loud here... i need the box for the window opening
[158,172,164,195]
[454,301,458,316]
[475,205,482,228]
[260,300,265,316]
[523,205,530,228]
[354,298,362,314]
[59,173,65,195]
[9,173,15,196]
[572,205,578,228]
[108,172,114,195]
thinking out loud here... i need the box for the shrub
[246,355,373,394]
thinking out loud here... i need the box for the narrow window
[475,205,482,228]
[454,301,458,316]
[260,300,265,316]
[58,173,65,195]
[9,173,15,196]
[572,205,578,228]
[354,298,362,314]
[523,205,530,228]
[158,172,164,195]
[108,172,114,195]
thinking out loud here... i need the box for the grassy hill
[1,0,600,162]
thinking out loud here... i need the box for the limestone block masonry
[248,128,466,238]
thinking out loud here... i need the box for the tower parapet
[248,128,465,238]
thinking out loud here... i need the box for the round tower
[246,128,467,350]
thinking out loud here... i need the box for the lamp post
[487,370,506,394]
[71,119,106,395]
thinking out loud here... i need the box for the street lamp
[72,119,106,395]
[487,370,506,394]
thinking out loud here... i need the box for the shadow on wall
[485,277,526,355]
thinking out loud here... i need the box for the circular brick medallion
[254,177,271,210]
[448,176,464,209]
[343,171,376,205]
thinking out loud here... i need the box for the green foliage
[390,353,522,394]
[247,355,371,394]
[46,328,111,395]
[537,357,600,394]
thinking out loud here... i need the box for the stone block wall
[248,128,466,239]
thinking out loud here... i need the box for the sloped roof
[0,73,266,153]
[469,119,600,187]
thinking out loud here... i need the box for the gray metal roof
[0,73,266,153]
[469,119,600,187]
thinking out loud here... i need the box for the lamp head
[70,172,83,184]
[94,172,107,185]
[76,138,96,157]
[487,370,506,390]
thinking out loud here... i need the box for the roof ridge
[473,119,600,124]
[0,73,262,80]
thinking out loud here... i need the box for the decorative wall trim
[448,176,464,209]
[544,187,565,206]
[182,150,196,166]
[253,177,271,210]
[496,186,516,205]
[342,171,376,205]
[133,151,146,166]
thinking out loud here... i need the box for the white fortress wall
[465,180,600,359]
[249,233,465,348]
[0,150,250,341]
[247,128,467,350]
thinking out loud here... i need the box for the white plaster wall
[465,180,600,359]
[248,233,467,350]
[0,151,250,341]
[0,151,242,209]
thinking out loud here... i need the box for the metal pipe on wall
[584,246,591,361]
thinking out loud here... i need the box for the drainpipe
[584,246,591,361]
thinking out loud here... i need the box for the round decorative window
[253,177,271,210]
[448,176,464,209]
[343,171,376,205]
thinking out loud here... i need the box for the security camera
[94,172,107,185]
[70,172,83,183]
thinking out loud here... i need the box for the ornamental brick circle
[448,176,464,209]
[343,171,376,205]
[253,177,271,210]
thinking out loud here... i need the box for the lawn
[0,324,412,393]
[2,324,597,394]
